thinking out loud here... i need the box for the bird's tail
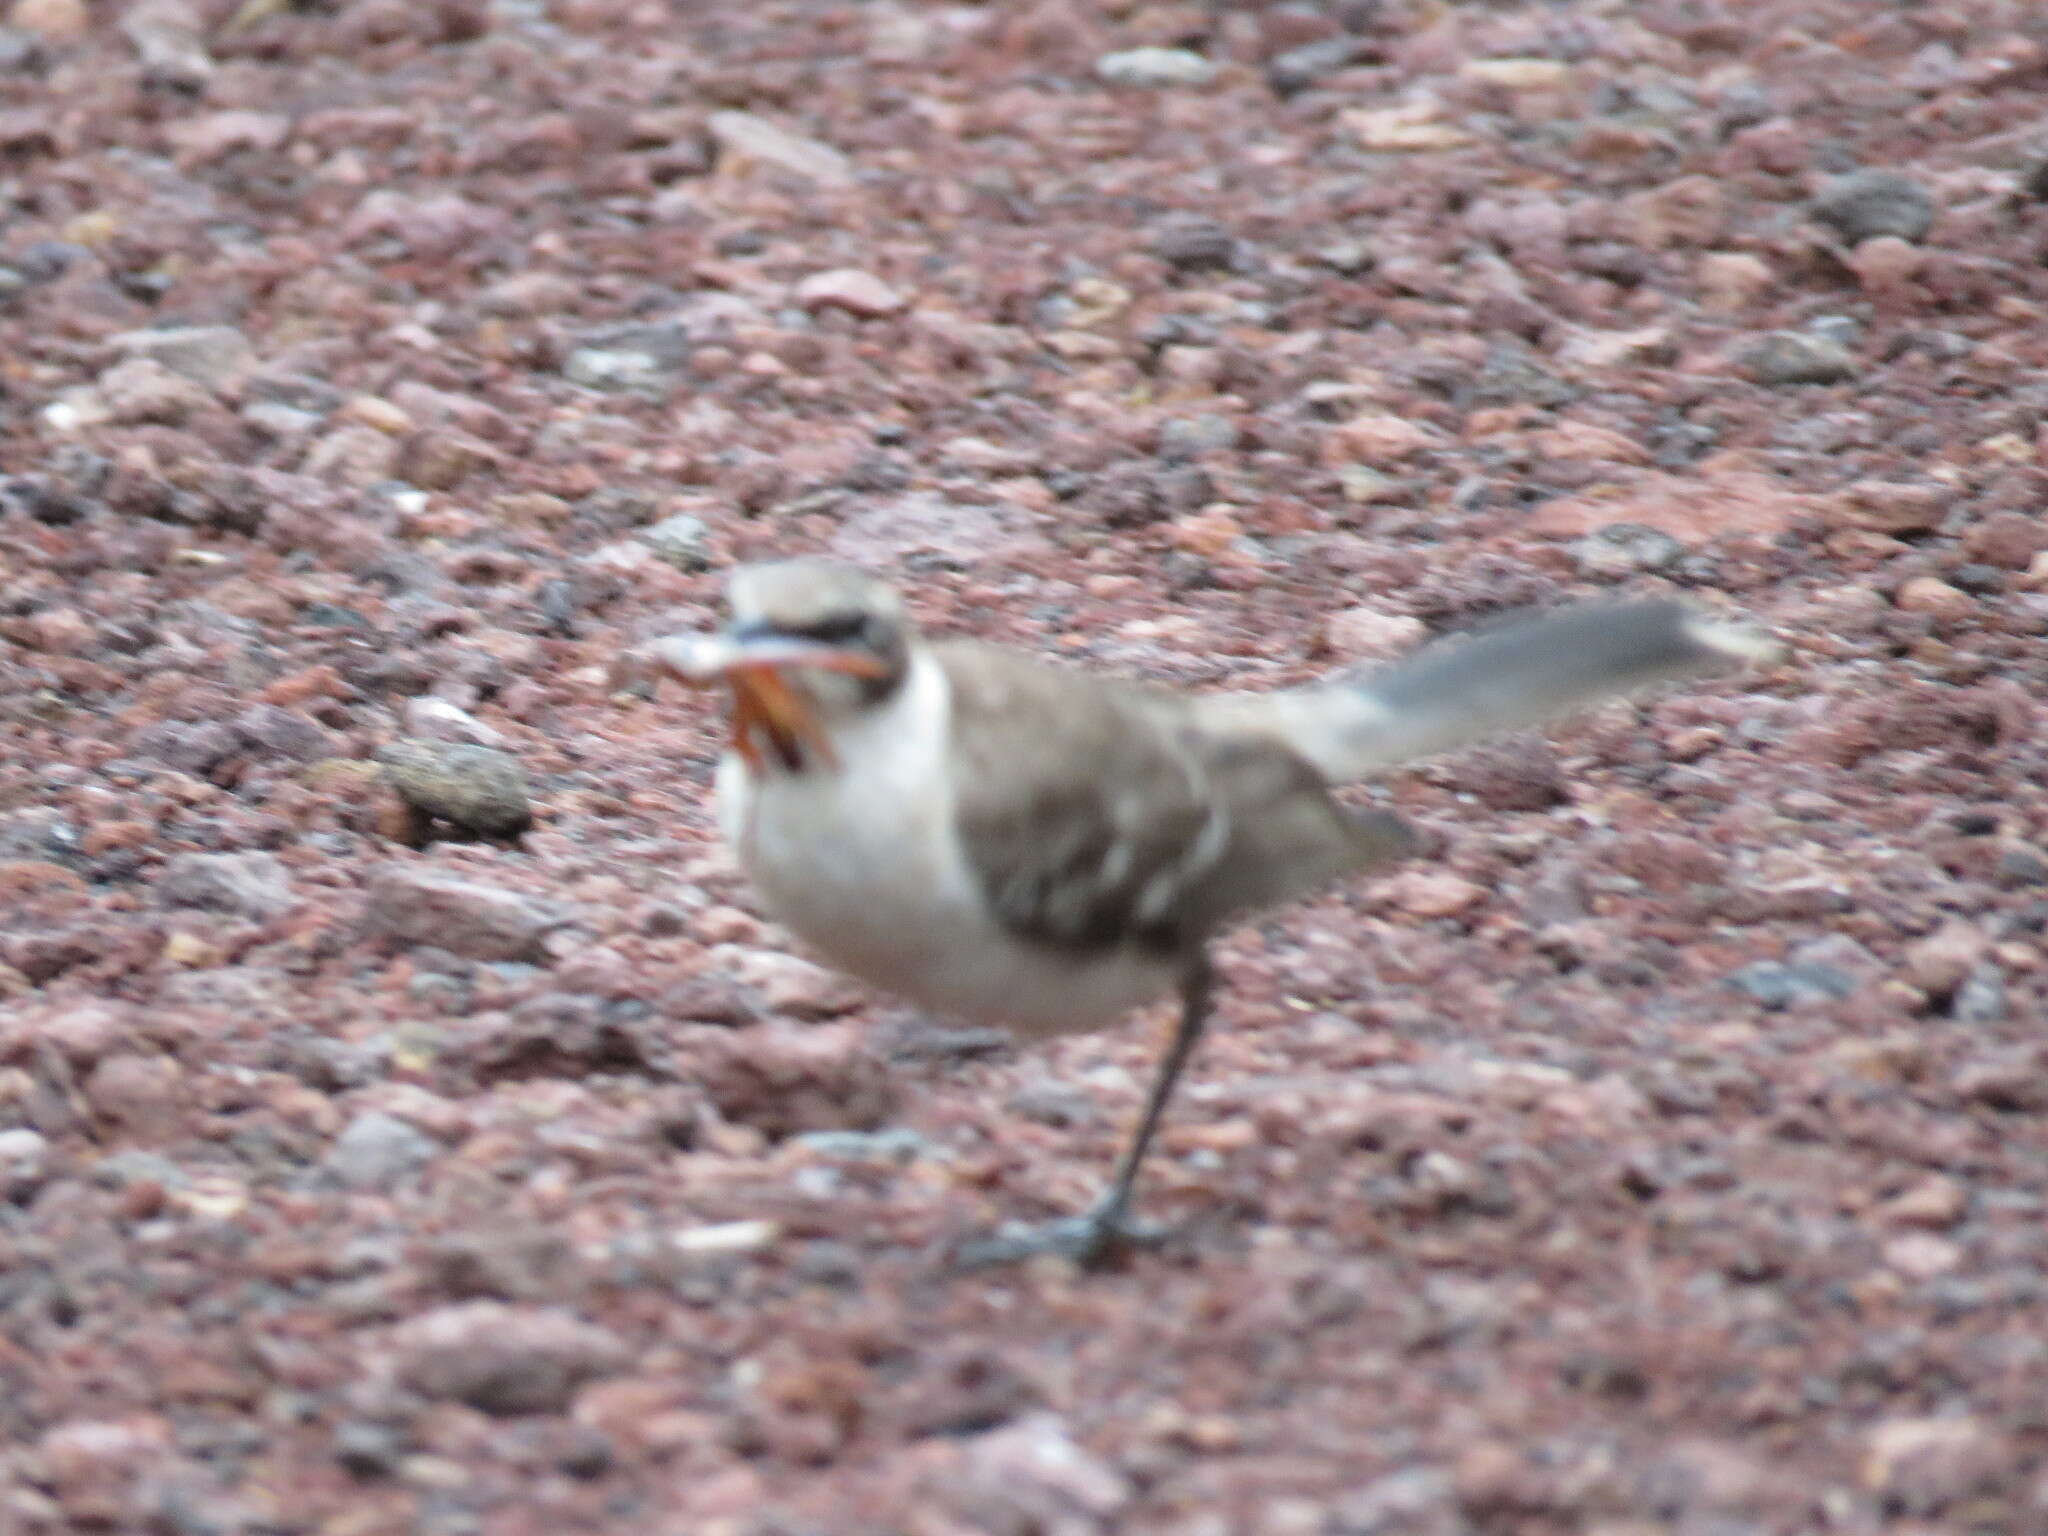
[1194,600,1784,785]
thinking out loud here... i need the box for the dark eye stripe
[732,613,871,645]
[789,613,870,645]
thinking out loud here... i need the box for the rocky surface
[2,0,2047,1531]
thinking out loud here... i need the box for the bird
[638,559,1783,1267]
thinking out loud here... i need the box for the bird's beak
[644,632,891,683]
[642,632,889,771]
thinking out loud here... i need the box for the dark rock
[375,739,532,838]
[1810,169,1936,245]
[1726,960,1857,1010]
[1150,215,1237,273]
[1737,332,1859,387]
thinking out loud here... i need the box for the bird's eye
[791,612,872,646]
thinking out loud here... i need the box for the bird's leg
[957,953,1213,1270]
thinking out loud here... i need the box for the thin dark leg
[957,952,1214,1271]
[1079,952,1212,1248]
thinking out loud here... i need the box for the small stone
[392,1302,629,1416]
[1323,413,1443,467]
[1810,169,1936,246]
[376,739,532,837]
[1627,174,1728,249]
[83,1053,184,1135]
[8,0,88,41]
[1951,1053,2048,1112]
[162,109,289,166]
[1571,522,1686,577]
[563,347,665,391]
[693,1021,896,1138]
[1150,215,1236,272]
[714,944,864,1019]
[362,865,568,962]
[1460,57,1573,90]
[1736,331,1858,386]
[325,1110,439,1190]
[794,268,905,318]
[1343,103,1475,151]
[1533,420,1651,465]
[1095,47,1216,88]
[1157,415,1239,459]
[1725,960,1856,1010]
[1268,39,1356,96]
[670,1218,783,1256]
[37,1417,172,1525]
[1556,326,1671,373]
[1951,963,2007,1024]
[0,1126,50,1201]
[1696,251,1774,311]
[1903,920,1990,1002]
[401,697,505,749]
[1884,1231,1961,1279]
[303,423,402,488]
[402,430,497,491]
[797,1127,941,1165]
[333,1420,406,1479]
[635,513,712,572]
[1167,507,1242,559]
[110,325,254,391]
[38,1005,123,1066]
[933,1414,1134,1529]
[122,2,211,89]
[708,110,853,186]
[96,357,212,425]
[1875,1174,1966,1229]
[1847,235,1923,296]
[1961,510,2048,569]
[832,492,1010,566]
[1996,843,2048,888]
[1438,742,1567,813]
[1862,1417,1999,1514]
[1834,480,1945,534]
[156,851,295,920]
[1384,870,1485,919]
[1321,605,1427,660]
[1893,576,1972,621]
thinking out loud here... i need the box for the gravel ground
[4,0,2048,1531]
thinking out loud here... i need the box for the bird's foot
[953,1199,1168,1271]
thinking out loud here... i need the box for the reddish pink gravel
[3,1,2048,1531]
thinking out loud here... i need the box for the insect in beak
[645,633,889,771]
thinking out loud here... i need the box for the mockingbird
[642,560,1782,1266]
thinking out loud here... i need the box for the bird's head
[646,559,913,771]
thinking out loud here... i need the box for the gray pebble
[325,1111,439,1190]
[1737,331,1859,387]
[376,737,532,837]
[1571,522,1685,578]
[1809,169,1935,245]
[156,850,296,921]
[638,512,712,570]
[1097,47,1216,88]
[1726,960,1857,1010]
[1157,414,1240,460]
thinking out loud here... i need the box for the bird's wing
[1194,599,1783,783]
[938,642,1411,956]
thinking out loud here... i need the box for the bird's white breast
[717,652,1175,1036]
